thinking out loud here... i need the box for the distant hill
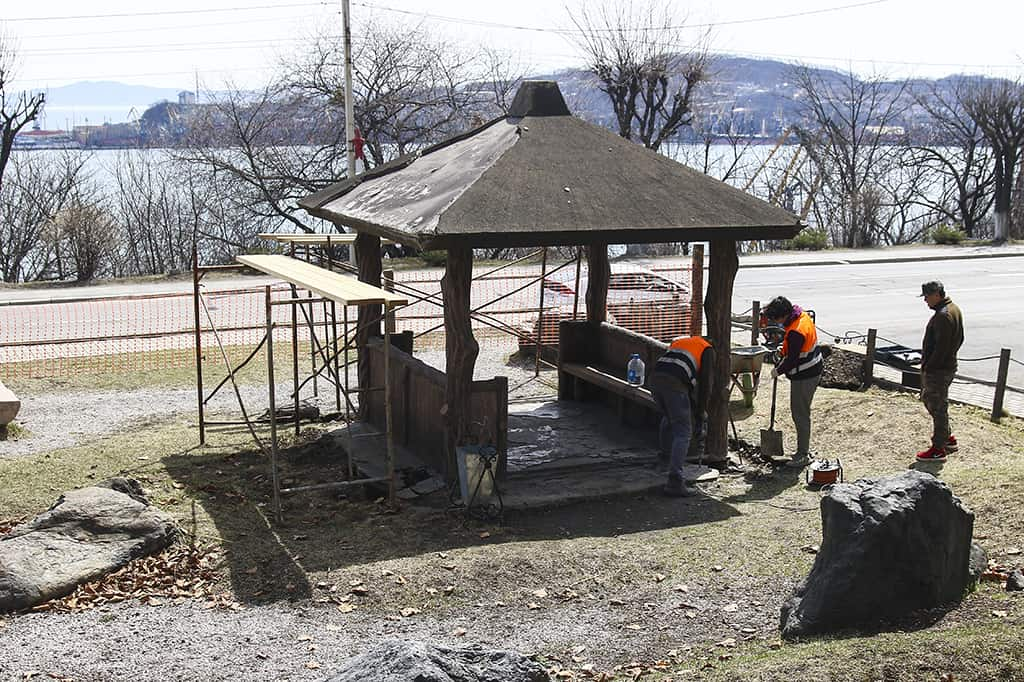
[32,81,190,127]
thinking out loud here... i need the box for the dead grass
[1,380,1022,680]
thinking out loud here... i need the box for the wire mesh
[0,261,696,381]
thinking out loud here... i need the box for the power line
[19,37,312,57]
[351,0,890,34]
[3,1,330,22]
[16,12,327,40]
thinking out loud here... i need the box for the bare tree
[791,66,910,247]
[962,78,1024,242]
[568,0,709,153]
[907,78,995,237]
[285,20,516,168]
[0,35,45,196]
[54,195,118,282]
[0,151,86,282]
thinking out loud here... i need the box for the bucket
[456,445,497,506]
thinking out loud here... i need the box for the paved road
[2,246,1022,388]
[730,256,1024,388]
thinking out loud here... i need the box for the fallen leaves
[31,543,222,613]
[653,573,667,583]
[452,627,467,637]
[400,607,421,618]
[531,588,549,599]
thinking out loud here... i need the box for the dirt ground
[1,358,1023,681]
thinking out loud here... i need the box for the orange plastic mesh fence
[0,261,694,380]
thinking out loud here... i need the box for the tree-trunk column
[704,239,739,463]
[355,231,382,418]
[585,243,610,323]
[442,245,479,480]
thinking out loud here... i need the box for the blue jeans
[652,385,693,480]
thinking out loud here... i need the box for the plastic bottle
[627,353,645,386]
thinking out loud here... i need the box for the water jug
[627,353,645,386]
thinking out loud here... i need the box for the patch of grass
[694,615,1024,681]
[4,341,349,394]
[0,422,31,441]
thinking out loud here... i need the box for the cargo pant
[790,375,819,456]
[922,369,955,449]
[650,374,695,480]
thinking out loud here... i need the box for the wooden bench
[560,362,657,409]
[558,321,667,424]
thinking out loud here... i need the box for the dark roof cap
[508,81,571,117]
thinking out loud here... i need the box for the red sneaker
[946,435,959,453]
[916,446,947,462]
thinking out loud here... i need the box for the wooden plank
[236,254,407,307]
[259,232,395,246]
[561,362,657,408]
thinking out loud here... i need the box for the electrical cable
[4,2,330,23]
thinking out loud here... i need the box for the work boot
[915,445,947,463]
[945,435,959,453]
[663,476,697,498]
[785,453,811,469]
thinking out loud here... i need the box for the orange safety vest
[781,312,821,377]
[655,336,712,390]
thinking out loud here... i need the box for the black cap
[919,281,944,297]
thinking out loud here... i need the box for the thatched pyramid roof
[299,81,803,250]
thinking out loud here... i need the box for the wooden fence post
[383,268,396,335]
[991,348,1011,423]
[690,244,704,336]
[864,328,877,389]
[750,299,760,345]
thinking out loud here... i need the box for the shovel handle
[769,372,779,430]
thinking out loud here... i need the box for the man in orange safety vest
[649,336,716,497]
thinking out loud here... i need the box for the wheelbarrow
[729,345,770,407]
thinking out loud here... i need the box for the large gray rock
[323,640,549,682]
[780,470,978,639]
[0,480,177,612]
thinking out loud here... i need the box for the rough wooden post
[355,231,382,418]
[750,300,760,345]
[585,243,609,323]
[991,348,1011,423]
[383,268,396,335]
[704,239,739,463]
[864,328,877,388]
[690,244,704,336]
[442,244,480,481]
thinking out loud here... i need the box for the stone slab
[0,380,20,425]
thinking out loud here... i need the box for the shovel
[760,372,784,459]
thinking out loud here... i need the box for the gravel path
[0,574,792,682]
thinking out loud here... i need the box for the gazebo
[298,81,802,477]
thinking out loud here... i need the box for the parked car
[517,264,692,352]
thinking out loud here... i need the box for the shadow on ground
[163,434,743,605]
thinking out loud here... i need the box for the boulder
[0,480,177,612]
[0,380,20,425]
[323,640,549,682]
[1007,569,1024,592]
[780,470,979,639]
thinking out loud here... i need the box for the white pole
[342,0,357,180]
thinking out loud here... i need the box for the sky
[4,0,1024,93]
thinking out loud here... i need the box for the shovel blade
[760,428,784,458]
